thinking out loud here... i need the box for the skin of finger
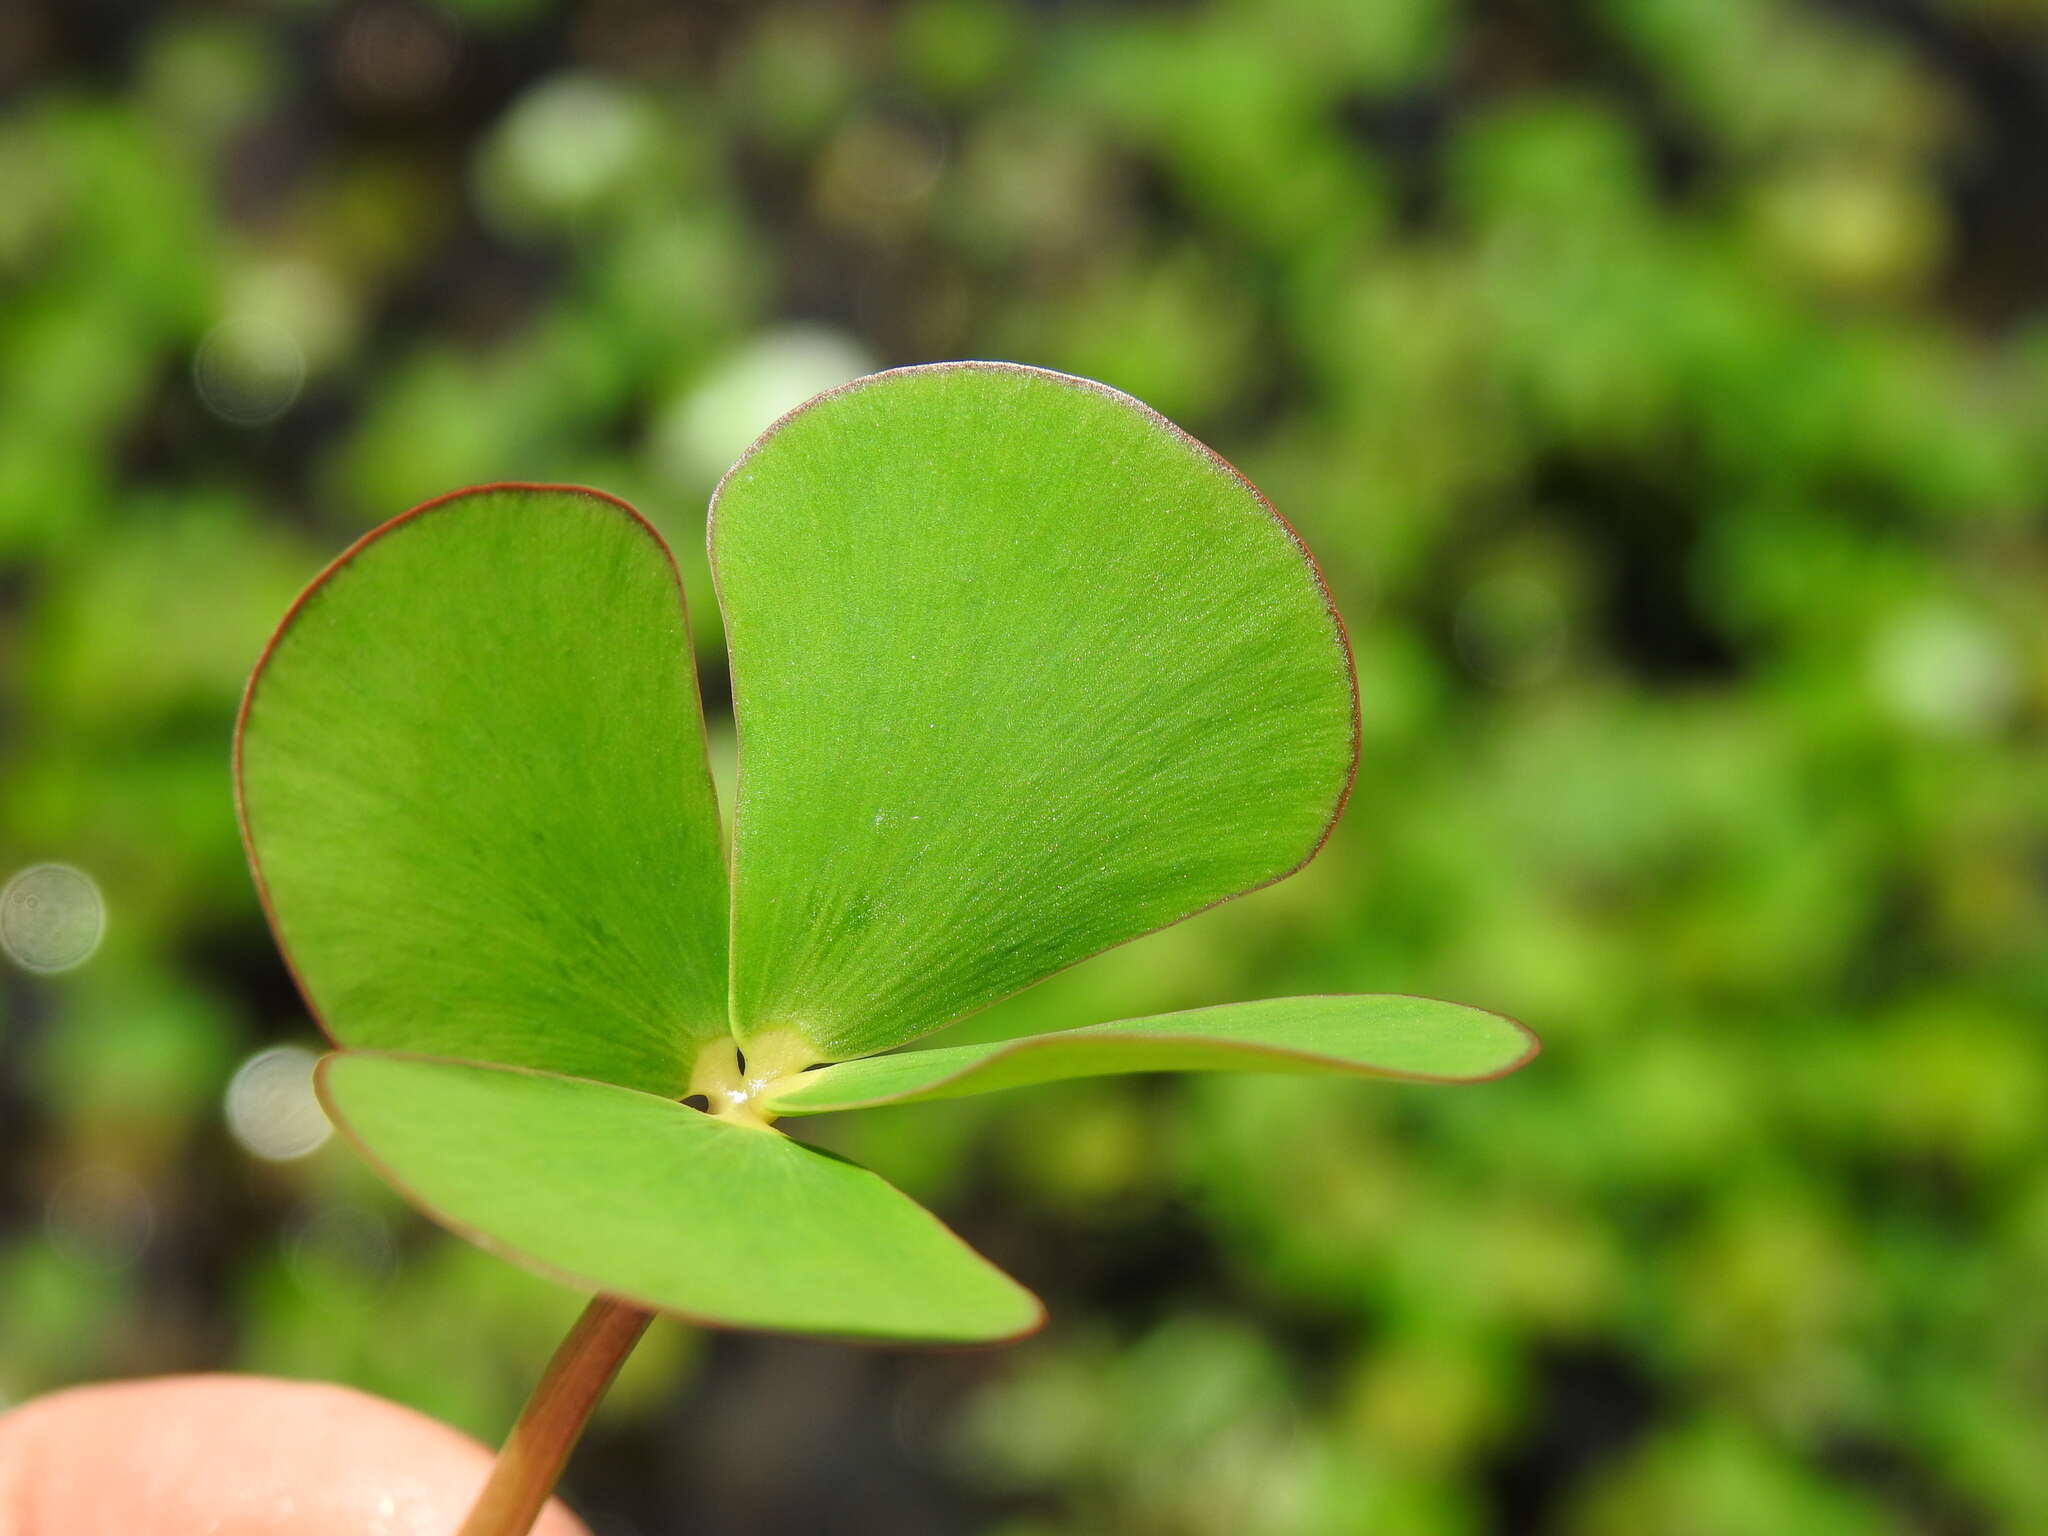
[0,1375,593,1536]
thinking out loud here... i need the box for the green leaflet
[237,486,727,1097]
[762,996,1538,1115]
[319,1052,1042,1343]
[714,364,1358,1063]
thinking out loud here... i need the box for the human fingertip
[0,1374,591,1535]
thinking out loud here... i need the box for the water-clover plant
[233,362,1537,1534]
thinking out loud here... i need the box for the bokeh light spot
[193,316,306,426]
[288,1202,398,1302]
[1,863,105,974]
[225,1045,333,1161]
[334,0,457,110]
[479,74,652,229]
[44,1166,155,1271]
[1869,604,2018,738]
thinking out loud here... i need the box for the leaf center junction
[685,1028,818,1131]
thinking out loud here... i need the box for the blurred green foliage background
[4,0,2048,1531]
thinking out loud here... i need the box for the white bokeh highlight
[1,863,105,974]
[225,1045,333,1161]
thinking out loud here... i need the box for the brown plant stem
[457,1294,654,1536]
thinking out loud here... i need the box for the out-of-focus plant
[233,363,1536,1533]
